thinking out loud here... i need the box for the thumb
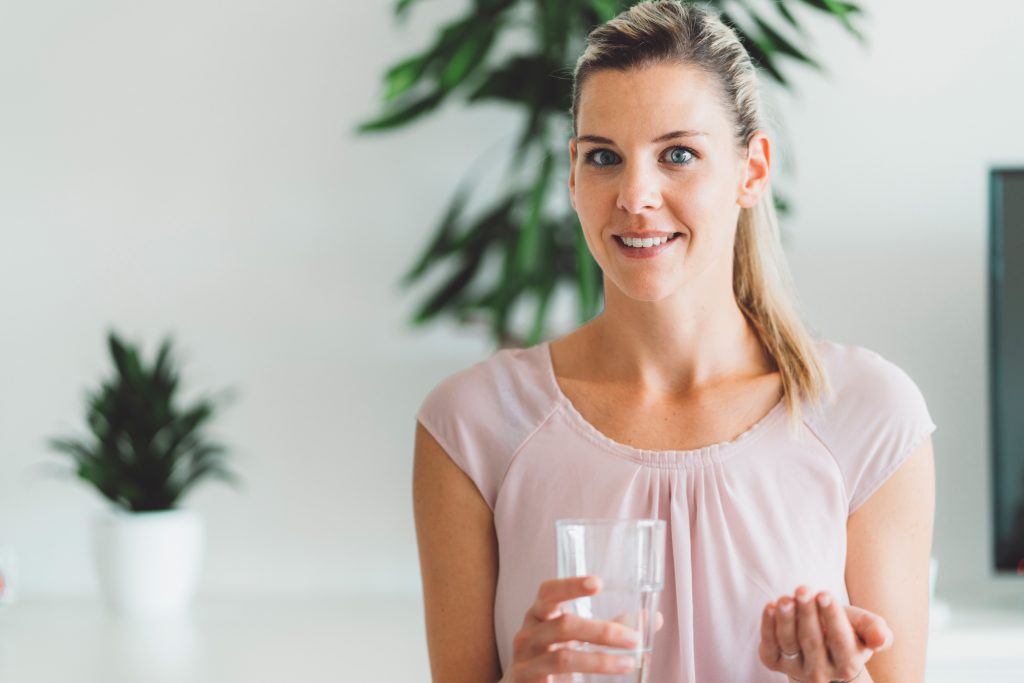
[866,621,894,651]
[844,605,893,651]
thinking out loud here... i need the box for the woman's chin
[611,278,685,304]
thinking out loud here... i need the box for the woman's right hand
[503,575,663,683]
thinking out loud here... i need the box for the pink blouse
[416,338,936,682]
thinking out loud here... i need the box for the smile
[613,232,684,259]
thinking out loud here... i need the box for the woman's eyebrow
[577,130,709,145]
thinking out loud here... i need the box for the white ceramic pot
[93,508,204,617]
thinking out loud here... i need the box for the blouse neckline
[537,340,787,467]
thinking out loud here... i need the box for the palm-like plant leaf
[47,331,239,512]
[362,0,866,346]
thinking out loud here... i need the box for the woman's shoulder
[811,338,929,414]
[417,341,558,420]
[415,341,560,512]
[807,338,937,514]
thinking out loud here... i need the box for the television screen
[991,168,1024,573]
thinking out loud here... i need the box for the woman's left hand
[757,585,893,683]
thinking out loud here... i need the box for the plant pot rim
[95,507,202,522]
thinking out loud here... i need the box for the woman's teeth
[619,234,679,248]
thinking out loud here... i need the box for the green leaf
[401,182,473,286]
[157,402,215,462]
[395,0,421,18]
[795,0,862,15]
[730,17,790,87]
[408,194,517,326]
[771,1,805,34]
[439,23,499,90]
[526,217,560,345]
[491,237,524,343]
[412,254,485,325]
[515,151,554,272]
[794,0,865,41]
[526,273,555,346]
[537,0,572,58]
[585,0,620,23]
[467,55,567,112]
[107,332,143,385]
[172,463,241,506]
[183,443,229,469]
[574,219,599,321]
[750,15,820,68]
[383,53,431,102]
[357,90,447,133]
[48,437,96,468]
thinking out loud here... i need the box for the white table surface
[1,595,1023,682]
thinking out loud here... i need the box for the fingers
[795,586,828,675]
[607,607,664,641]
[528,612,641,659]
[527,576,601,624]
[513,576,648,681]
[514,647,637,680]
[764,587,888,683]
[774,595,801,662]
[844,604,894,652]
[758,601,781,668]
[609,607,647,632]
[816,591,867,681]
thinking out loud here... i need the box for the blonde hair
[571,0,832,431]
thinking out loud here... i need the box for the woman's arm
[413,421,503,683]
[846,436,936,683]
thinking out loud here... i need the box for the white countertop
[1,595,1022,682]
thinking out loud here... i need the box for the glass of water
[555,518,666,683]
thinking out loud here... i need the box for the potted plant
[48,331,239,616]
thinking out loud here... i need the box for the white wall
[0,0,1020,603]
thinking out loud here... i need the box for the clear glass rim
[555,517,664,529]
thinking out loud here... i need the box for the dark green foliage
[48,331,239,512]
[362,0,865,347]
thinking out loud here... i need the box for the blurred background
[1,0,1023,681]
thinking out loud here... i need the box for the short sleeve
[416,364,502,511]
[815,344,937,515]
[415,348,554,513]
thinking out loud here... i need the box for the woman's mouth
[613,232,684,259]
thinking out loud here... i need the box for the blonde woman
[413,2,936,682]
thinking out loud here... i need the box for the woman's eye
[664,147,695,165]
[585,149,620,167]
[583,147,694,167]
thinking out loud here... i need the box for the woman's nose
[616,163,663,214]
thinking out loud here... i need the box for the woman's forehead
[576,63,727,142]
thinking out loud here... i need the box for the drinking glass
[555,518,666,683]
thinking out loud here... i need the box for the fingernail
[622,628,641,646]
[817,593,832,607]
[780,601,794,613]
[616,656,636,669]
[583,577,599,590]
[796,592,811,604]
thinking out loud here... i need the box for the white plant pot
[93,508,204,617]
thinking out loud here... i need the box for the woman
[413,2,936,682]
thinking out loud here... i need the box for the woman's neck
[588,281,773,396]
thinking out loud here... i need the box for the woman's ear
[568,137,578,211]
[737,131,771,209]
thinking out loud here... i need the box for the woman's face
[569,62,770,303]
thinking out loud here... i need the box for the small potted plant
[48,330,239,616]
